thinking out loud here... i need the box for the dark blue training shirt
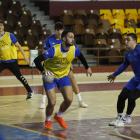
[43,34,62,50]
[113,44,140,82]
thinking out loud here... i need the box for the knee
[65,98,73,105]
[48,101,56,108]
[128,95,135,103]
[118,94,126,101]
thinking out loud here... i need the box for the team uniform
[38,33,88,109]
[43,44,80,90]
[0,32,33,99]
[113,44,140,89]
[44,34,73,72]
[110,44,140,126]
[43,34,62,50]
[34,33,90,130]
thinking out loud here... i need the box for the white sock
[76,93,82,101]
[124,114,131,119]
[46,115,51,121]
[42,95,46,103]
[57,111,64,117]
[118,113,123,118]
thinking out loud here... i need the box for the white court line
[0,80,129,88]
[0,105,12,108]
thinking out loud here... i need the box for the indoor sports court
[1,0,140,139]
[1,72,140,140]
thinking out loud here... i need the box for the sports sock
[42,95,46,103]
[57,111,64,117]
[46,116,51,121]
[76,93,82,101]
[124,114,131,119]
[118,113,123,118]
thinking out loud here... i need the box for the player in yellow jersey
[0,20,34,99]
[39,22,88,109]
[34,30,92,130]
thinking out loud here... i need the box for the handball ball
[42,72,54,84]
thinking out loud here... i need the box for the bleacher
[0,0,52,66]
[60,9,140,66]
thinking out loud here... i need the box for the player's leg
[109,77,138,127]
[125,87,140,123]
[109,87,132,126]
[44,80,56,130]
[53,75,73,129]
[0,62,6,73]
[59,86,73,112]
[38,85,46,109]
[69,70,88,108]
[39,60,47,108]
[6,60,34,100]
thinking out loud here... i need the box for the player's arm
[15,42,29,64]
[41,38,51,66]
[107,54,130,83]
[78,52,92,76]
[75,46,92,76]
[34,47,55,73]
[10,33,29,64]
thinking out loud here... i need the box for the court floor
[1,72,140,140]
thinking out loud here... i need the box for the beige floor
[0,71,139,125]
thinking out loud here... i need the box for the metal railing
[17,47,126,67]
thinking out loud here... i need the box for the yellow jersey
[44,44,75,79]
[0,32,17,61]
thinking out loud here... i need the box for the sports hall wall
[34,1,140,21]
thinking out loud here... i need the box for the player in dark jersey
[108,33,140,127]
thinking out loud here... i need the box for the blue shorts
[43,75,72,91]
[125,77,140,90]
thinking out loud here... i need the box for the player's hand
[86,67,92,77]
[70,64,73,71]
[42,70,53,76]
[24,56,29,64]
[107,74,116,83]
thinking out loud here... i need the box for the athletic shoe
[109,117,122,126]
[122,117,131,124]
[45,120,53,130]
[109,117,131,127]
[53,113,68,129]
[79,101,88,108]
[114,118,125,127]
[26,91,34,100]
[39,102,45,109]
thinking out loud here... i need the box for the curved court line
[109,132,140,140]
[0,123,67,140]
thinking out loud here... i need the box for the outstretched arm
[113,63,129,77]
[107,63,129,83]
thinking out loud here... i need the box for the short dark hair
[54,22,64,30]
[0,20,4,25]
[61,30,73,38]
[127,33,137,42]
